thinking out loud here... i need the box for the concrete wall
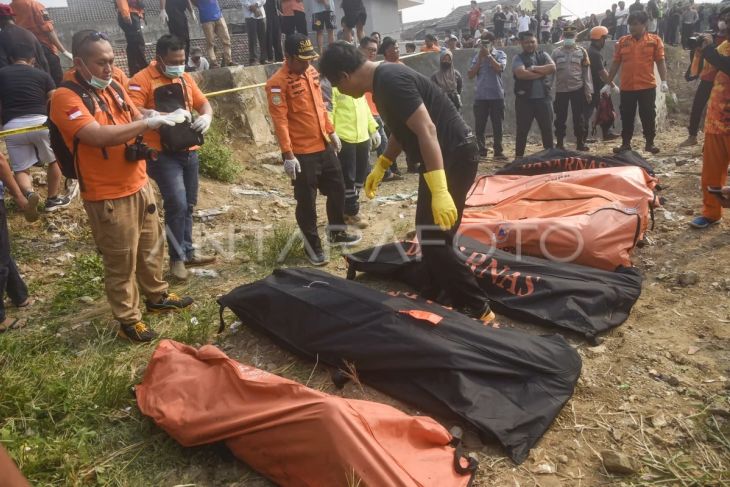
[400,41,667,142]
[182,40,668,158]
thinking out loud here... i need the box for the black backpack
[48,80,128,180]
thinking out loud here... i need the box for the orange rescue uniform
[420,45,441,53]
[613,32,665,91]
[49,81,147,202]
[11,0,57,53]
[266,63,334,155]
[64,66,130,87]
[127,61,208,151]
[701,41,730,220]
[365,92,379,117]
[280,0,305,16]
[116,0,145,19]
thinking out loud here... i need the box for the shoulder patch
[272,93,282,105]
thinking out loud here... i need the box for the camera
[125,136,158,162]
[688,31,715,50]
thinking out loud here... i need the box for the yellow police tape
[0,52,428,140]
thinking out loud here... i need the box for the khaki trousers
[84,183,168,325]
[202,17,232,64]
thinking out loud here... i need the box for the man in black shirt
[0,43,72,212]
[0,5,49,73]
[160,0,194,64]
[585,26,620,141]
[320,42,496,324]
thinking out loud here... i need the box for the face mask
[441,62,452,70]
[165,64,185,78]
[719,21,727,31]
[81,60,112,90]
[159,58,185,78]
[564,38,576,47]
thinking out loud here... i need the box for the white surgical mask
[564,38,576,47]
[81,59,112,90]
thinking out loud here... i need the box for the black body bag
[344,236,643,344]
[497,147,655,177]
[218,268,582,464]
[154,81,203,153]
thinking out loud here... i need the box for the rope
[0,52,430,140]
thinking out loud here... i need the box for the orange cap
[590,26,609,40]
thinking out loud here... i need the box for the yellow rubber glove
[364,155,392,199]
[423,169,458,230]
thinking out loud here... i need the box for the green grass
[198,122,241,183]
[51,253,105,313]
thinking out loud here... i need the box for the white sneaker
[64,179,80,200]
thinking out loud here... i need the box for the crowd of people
[0,0,728,342]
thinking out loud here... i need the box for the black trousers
[0,203,28,322]
[688,79,713,137]
[293,146,346,254]
[41,44,63,86]
[415,141,489,312]
[281,11,308,36]
[515,96,554,157]
[620,88,656,146]
[118,13,147,76]
[473,99,505,155]
[246,17,267,63]
[681,23,694,49]
[554,89,587,142]
[167,9,190,63]
[264,0,283,62]
[338,140,369,216]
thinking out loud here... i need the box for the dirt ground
[3,106,729,484]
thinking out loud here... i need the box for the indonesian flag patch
[66,107,83,120]
[128,84,142,92]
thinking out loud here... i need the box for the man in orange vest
[266,34,360,266]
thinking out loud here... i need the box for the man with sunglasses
[49,30,194,343]
[128,34,215,281]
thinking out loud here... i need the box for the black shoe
[645,144,660,154]
[493,152,508,161]
[146,292,194,313]
[602,133,621,142]
[118,321,158,343]
[613,144,632,154]
[585,138,598,144]
[307,251,329,266]
[44,195,72,212]
[576,143,591,151]
[328,231,362,247]
[479,148,489,157]
[556,139,565,150]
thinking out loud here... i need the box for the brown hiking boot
[186,252,216,267]
[678,136,698,147]
[170,260,189,281]
[344,214,369,229]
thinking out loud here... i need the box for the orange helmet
[590,26,610,40]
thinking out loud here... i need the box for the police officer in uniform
[552,25,593,151]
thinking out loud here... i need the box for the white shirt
[241,0,266,19]
[188,56,210,71]
[518,15,531,32]
[616,8,629,26]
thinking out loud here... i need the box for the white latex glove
[369,130,381,151]
[146,114,178,129]
[600,84,611,96]
[142,109,160,119]
[191,113,212,133]
[171,108,192,123]
[660,81,669,93]
[330,132,342,153]
[284,157,301,180]
[160,8,169,24]
[62,51,73,61]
